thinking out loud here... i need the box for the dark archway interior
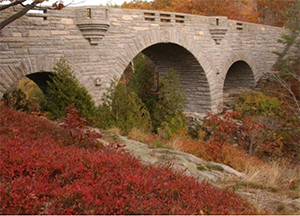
[223,61,256,110]
[142,43,211,113]
[224,61,256,90]
[26,72,53,95]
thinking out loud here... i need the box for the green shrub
[234,92,282,115]
[129,53,159,117]
[152,69,187,137]
[98,64,187,137]
[115,90,152,134]
[157,113,187,140]
[97,78,152,134]
[44,58,98,122]
[126,55,188,135]
[2,78,46,114]
[206,164,224,172]
[17,77,45,106]
[2,89,31,112]
[197,164,208,171]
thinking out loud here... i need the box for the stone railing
[143,11,186,23]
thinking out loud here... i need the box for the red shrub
[60,104,103,149]
[204,111,242,143]
[0,106,257,215]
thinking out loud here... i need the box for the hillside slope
[0,105,256,215]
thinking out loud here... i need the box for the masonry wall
[0,6,289,114]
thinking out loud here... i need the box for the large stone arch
[111,29,218,114]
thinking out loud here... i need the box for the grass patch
[197,164,208,171]
[207,164,225,172]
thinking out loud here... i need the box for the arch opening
[136,42,211,114]
[223,61,256,109]
[1,72,53,110]
[26,72,53,96]
[224,61,256,91]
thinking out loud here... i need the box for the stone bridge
[0,6,289,114]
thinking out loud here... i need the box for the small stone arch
[0,56,87,99]
[0,57,59,98]
[221,53,259,88]
[112,29,218,114]
[224,61,256,91]
[221,55,257,110]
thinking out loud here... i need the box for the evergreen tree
[129,54,159,116]
[153,69,187,138]
[97,78,152,134]
[44,58,97,122]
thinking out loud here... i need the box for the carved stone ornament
[76,8,110,45]
[76,20,110,45]
[209,28,228,44]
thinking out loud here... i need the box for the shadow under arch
[26,72,54,96]
[224,60,256,91]
[141,43,211,113]
[222,60,256,110]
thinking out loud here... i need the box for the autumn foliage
[122,0,296,26]
[0,105,257,214]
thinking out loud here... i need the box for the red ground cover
[0,106,257,214]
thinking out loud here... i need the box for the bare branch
[273,70,300,117]
[0,0,26,11]
[0,1,41,30]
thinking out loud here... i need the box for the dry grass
[128,128,158,145]
[243,158,300,191]
[128,129,300,196]
[128,129,187,150]
[102,127,123,143]
[164,136,186,151]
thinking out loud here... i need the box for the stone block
[122,15,134,21]
[15,49,28,55]
[28,48,51,55]
[29,30,51,37]
[12,32,22,37]
[0,44,9,51]
[61,18,74,25]
[51,30,70,35]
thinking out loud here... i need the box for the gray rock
[119,135,244,183]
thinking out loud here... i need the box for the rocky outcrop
[118,135,244,183]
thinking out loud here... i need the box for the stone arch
[0,56,88,99]
[224,61,256,90]
[221,53,259,88]
[0,57,58,98]
[219,54,258,111]
[112,29,218,114]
